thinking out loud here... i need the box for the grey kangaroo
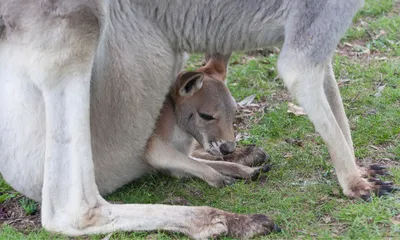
[146,54,271,187]
[0,0,394,239]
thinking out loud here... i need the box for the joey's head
[172,59,237,156]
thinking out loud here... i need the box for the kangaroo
[0,0,395,239]
[146,54,271,187]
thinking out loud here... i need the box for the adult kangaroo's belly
[0,69,166,200]
[88,29,183,195]
[0,77,46,202]
[0,34,183,200]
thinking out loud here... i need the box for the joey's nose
[220,142,236,155]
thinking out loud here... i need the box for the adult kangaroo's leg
[276,0,371,198]
[38,2,106,232]
[324,63,395,188]
[278,52,368,198]
[18,2,278,238]
[323,62,355,158]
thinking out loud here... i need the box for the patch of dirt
[161,196,191,206]
[357,142,400,168]
[330,223,349,237]
[319,214,337,225]
[389,0,400,17]
[358,157,400,169]
[337,40,371,59]
[234,90,292,138]
[391,213,400,225]
[285,138,304,147]
[245,47,280,57]
[265,90,293,109]
[0,195,41,233]
[337,1,400,62]
[234,102,266,138]
[188,188,204,198]
[336,38,394,63]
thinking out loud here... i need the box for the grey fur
[0,0,365,238]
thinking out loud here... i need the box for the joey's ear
[198,53,231,82]
[177,71,204,97]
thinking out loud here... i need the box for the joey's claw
[225,213,279,238]
[210,175,236,188]
[222,145,270,167]
[273,224,282,233]
[261,164,272,173]
[250,164,271,181]
[223,176,236,186]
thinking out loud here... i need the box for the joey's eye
[198,112,215,121]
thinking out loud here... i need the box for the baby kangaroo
[146,55,270,187]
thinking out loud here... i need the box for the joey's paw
[251,164,272,181]
[223,176,236,186]
[210,175,236,188]
[222,145,270,167]
[225,213,280,239]
[243,145,270,167]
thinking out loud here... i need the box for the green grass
[18,198,38,216]
[1,0,399,239]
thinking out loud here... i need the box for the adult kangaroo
[1,0,391,239]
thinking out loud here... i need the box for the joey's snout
[219,141,236,155]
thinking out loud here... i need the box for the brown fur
[145,56,271,187]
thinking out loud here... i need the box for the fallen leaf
[364,108,377,115]
[287,103,306,116]
[374,57,388,61]
[102,233,113,240]
[373,30,386,40]
[283,152,293,158]
[322,215,332,224]
[238,94,256,107]
[285,138,304,147]
[235,133,242,142]
[369,145,381,151]
[391,214,400,225]
[338,79,351,87]
[162,197,190,206]
[374,84,386,97]
[146,233,159,240]
[240,55,257,64]
[331,188,340,196]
